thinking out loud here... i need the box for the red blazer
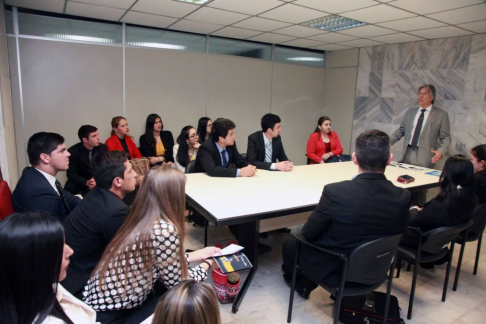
[306,131,343,164]
[105,134,142,160]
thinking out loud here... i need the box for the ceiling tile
[66,2,125,21]
[169,19,224,34]
[69,0,136,10]
[6,0,64,13]
[341,4,416,24]
[337,39,385,47]
[426,4,486,25]
[457,20,486,33]
[408,26,474,39]
[259,4,327,24]
[376,17,447,32]
[211,27,263,39]
[132,0,199,18]
[272,25,326,37]
[314,44,354,51]
[121,11,178,28]
[307,32,358,43]
[280,38,325,48]
[376,0,395,2]
[231,17,291,32]
[368,33,425,44]
[390,0,484,15]
[337,25,395,38]
[207,0,283,16]
[184,7,249,25]
[248,33,297,44]
[292,0,377,14]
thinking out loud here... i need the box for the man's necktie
[265,141,272,163]
[55,180,72,214]
[221,150,228,168]
[88,150,92,163]
[410,109,426,149]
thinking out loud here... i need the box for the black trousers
[282,238,319,291]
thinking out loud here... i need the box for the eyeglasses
[188,134,199,139]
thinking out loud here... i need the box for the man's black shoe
[277,227,291,233]
[259,232,269,239]
[258,242,272,254]
[282,274,311,299]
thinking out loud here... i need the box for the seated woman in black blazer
[402,155,476,249]
[139,114,175,165]
[471,144,486,204]
[197,117,212,144]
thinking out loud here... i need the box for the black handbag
[339,291,405,324]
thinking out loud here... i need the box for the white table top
[185,162,440,225]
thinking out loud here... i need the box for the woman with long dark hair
[105,116,142,160]
[196,117,212,144]
[139,114,174,165]
[402,155,476,248]
[471,144,486,204]
[173,126,200,172]
[0,213,97,324]
[306,116,343,164]
[83,166,220,324]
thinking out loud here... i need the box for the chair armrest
[292,233,346,259]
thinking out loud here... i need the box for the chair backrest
[421,220,474,254]
[185,160,197,174]
[346,234,402,285]
[468,203,486,238]
[0,180,14,220]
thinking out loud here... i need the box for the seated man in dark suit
[12,132,81,221]
[65,125,107,196]
[196,118,275,253]
[195,118,256,177]
[282,130,411,298]
[248,113,293,236]
[247,113,293,172]
[62,151,137,299]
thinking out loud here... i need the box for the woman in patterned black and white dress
[82,165,221,324]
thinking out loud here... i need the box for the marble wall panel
[384,44,400,71]
[371,45,385,72]
[381,71,396,98]
[379,98,394,123]
[356,72,370,97]
[352,34,486,164]
[369,71,383,97]
[445,69,466,100]
[358,47,372,72]
[469,34,486,69]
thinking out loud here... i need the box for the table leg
[231,220,259,313]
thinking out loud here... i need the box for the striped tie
[265,141,272,163]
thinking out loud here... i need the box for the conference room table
[185,161,441,313]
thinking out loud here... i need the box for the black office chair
[396,220,474,319]
[453,203,486,291]
[287,233,402,324]
[185,161,209,246]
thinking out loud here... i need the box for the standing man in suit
[195,118,256,177]
[391,84,451,169]
[12,132,81,221]
[65,125,107,196]
[282,130,411,298]
[247,113,293,172]
[62,151,137,298]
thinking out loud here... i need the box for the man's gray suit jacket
[390,106,451,169]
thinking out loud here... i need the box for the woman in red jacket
[105,116,142,160]
[306,116,343,164]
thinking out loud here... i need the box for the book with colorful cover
[212,252,253,274]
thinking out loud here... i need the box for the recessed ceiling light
[175,0,211,4]
[302,15,366,32]
[286,57,323,62]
